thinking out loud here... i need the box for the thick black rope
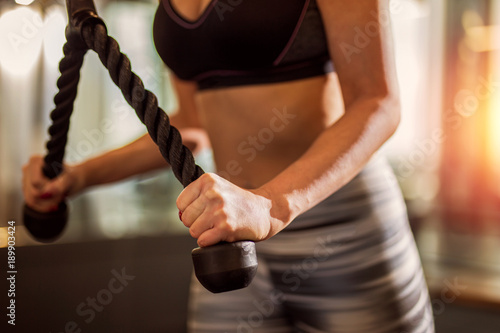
[43,42,87,179]
[82,22,204,188]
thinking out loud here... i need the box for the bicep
[317,0,399,107]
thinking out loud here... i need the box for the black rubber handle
[191,241,258,293]
[23,202,68,242]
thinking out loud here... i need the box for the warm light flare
[43,6,67,67]
[465,25,500,53]
[0,6,43,76]
[15,0,35,5]
[487,87,500,172]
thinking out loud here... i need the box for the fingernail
[178,210,183,221]
[40,192,53,199]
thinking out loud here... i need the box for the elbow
[346,92,401,140]
[378,93,401,138]
[388,96,401,135]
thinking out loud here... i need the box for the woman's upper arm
[169,72,202,128]
[317,0,399,108]
[167,72,211,153]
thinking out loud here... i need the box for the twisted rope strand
[82,23,204,187]
[43,42,87,179]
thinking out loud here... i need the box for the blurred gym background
[0,0,499,332]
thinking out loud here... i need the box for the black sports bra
[153,0,333,90]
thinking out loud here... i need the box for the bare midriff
[195,73,344,189]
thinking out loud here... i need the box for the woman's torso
[195,75,344,188]
[154,0,344,188]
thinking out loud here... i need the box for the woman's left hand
[176,173,274,247]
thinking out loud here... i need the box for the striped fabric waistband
[283,156,404,231]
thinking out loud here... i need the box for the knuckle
[200,173,217,186]
[217,209,228,222]
[27,183,39,195]
[216,217,233,235]
[204,188,222,203]
[25,197,35,207]
[200,172,213,181]
[220,225,236,242]
[29,155,42,166]
[189,227,199,238]
[225,235,237,243]
[181,216,191,228]
[32,180,43,189]
[175,196,184,210]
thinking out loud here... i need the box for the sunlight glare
[0,7,43,76]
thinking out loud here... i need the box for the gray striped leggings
[187,157,435,332]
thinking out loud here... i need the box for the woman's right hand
[22,155,85,213]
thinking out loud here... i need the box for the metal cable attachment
[81,22,204,187]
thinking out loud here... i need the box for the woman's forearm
[261,96,400,235]
[75,124,210,191]
[76,134,168,189]
[69,74,208,193]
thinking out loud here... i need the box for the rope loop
[82,22,204,187]
[42,15,204,188]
